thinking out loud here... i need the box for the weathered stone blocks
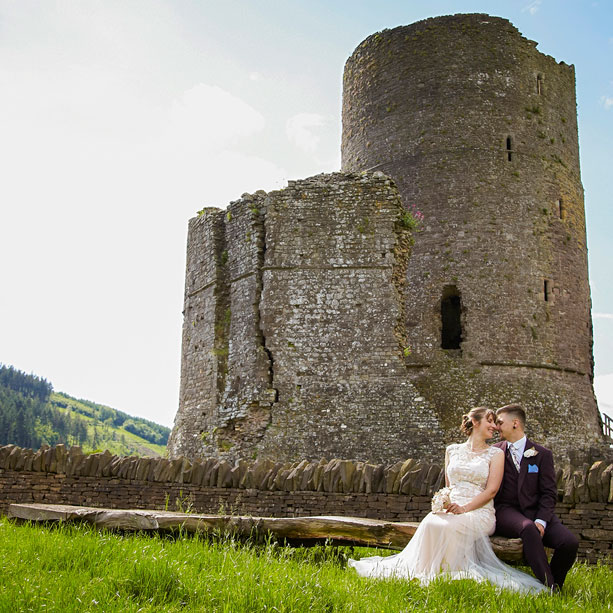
[167,14,608,467]
[3,444,613,503]
[341,14,605,460]
[169,172,442,464]
[2,443,612,562]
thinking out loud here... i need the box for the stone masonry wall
[169,14,607,467]
[170,208,226,457]
[169,172,448,464]
[1,445,612,564]
[254,173,442,463]
[341,14,604,459]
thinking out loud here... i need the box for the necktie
[510,444,521,472]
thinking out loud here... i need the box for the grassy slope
[0,520,611,612]
[50,392,168,457]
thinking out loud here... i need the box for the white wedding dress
[348,443,546,593]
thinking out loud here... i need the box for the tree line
[0,364,170,451]
[0,365,88,448]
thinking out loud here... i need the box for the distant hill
[0,364,170,457]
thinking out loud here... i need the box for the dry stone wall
[1,445,612,563]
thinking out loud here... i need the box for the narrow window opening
[537,74,543,95]
[441,285,463,351]
[556,199,565,219]
[544,279,550,302]
[506,136,513,162]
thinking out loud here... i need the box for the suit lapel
[497,441,509,470]
[517,438,531,491]
[500,440,512,469]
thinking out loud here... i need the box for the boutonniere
[524,447,538,458]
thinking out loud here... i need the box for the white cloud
[0,12,287,427]
[286,112,327,154]
[169,83,265,149]
[600,96,613,110]
[522,1,542,15]
[593,312,613,319]
[161,84,286,207]
[595,374,613,420]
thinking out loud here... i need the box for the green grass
[0,519,611,612]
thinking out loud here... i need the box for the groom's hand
[535,522,545,538]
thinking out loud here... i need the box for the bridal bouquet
[431,486,452,513]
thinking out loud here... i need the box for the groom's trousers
[495,506,578,588]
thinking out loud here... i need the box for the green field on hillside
[0,364,170,457]
[50,392,168,457]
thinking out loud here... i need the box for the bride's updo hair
[460,406,495,436]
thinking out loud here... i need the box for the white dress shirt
[509,435,527,459]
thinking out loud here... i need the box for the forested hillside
[0,364,170,457]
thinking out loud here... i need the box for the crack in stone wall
[211,192,276,459]
[392,213,413,365]
[254,196,275,391]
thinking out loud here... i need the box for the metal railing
[603,412,613,440]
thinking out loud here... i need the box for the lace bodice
[446,443,503,512]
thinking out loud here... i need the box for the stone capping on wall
[1,444,612,504]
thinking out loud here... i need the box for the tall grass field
[0,519,610,612]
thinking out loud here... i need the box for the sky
[1,0,611,428]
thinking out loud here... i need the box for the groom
[494,404,578,590]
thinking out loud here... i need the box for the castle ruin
[168,14,607,465]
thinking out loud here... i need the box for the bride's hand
[446,503,466,514]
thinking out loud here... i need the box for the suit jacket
[494,439,558,523]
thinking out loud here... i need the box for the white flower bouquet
[431,486,452,513]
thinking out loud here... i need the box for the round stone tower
[342,13,605,458]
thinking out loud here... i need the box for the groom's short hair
[496,403,526,427]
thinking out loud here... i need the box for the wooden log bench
[7,503,524,562]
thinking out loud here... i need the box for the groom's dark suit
[494,440,578,588]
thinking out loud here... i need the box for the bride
[348,407,546,593]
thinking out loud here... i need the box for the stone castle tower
[168,14,607,464]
